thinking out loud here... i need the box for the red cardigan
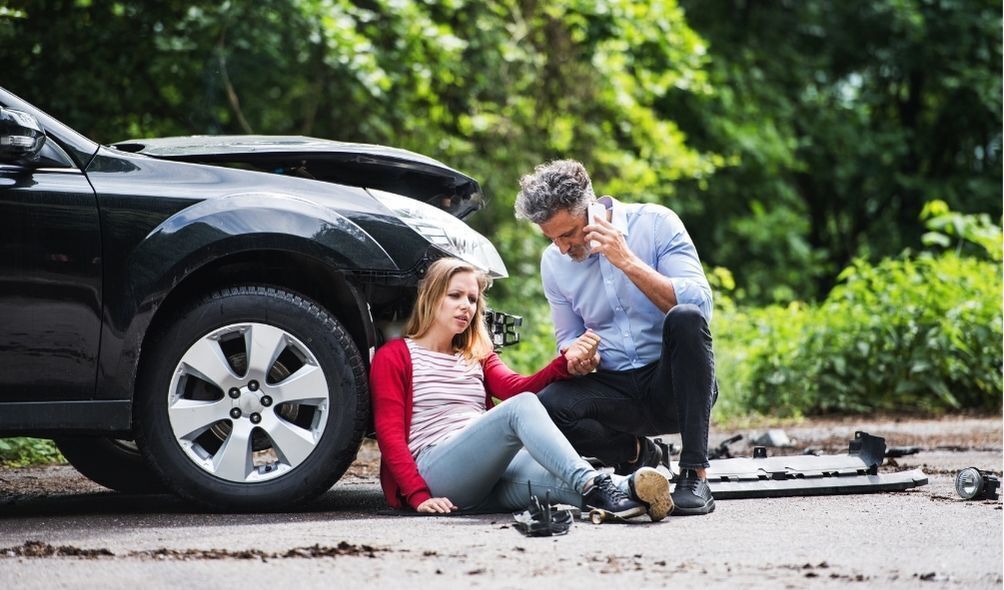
[370,338,570,510]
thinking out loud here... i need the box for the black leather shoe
[584,474,646,518]
[628,467,673,521]
[614,437,664,475]
[671,469,716,515]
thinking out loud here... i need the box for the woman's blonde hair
[404,258,493,361]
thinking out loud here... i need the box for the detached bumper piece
[705,431,928,499]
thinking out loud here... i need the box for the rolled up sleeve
[656,210,713,322]
[670,277,713,321]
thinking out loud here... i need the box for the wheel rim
[167,322,330,483]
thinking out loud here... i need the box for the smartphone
[587,202,605,250]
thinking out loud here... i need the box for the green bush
[715,252,1003,417]
[0,437,64,467]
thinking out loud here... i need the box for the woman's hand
[416,497,457,514]
[564,330,601,376]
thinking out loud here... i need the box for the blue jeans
[415,394,627,513]
[538,304,718,469]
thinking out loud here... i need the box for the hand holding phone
[587,202,605,250]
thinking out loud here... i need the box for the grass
[0,437,64,468]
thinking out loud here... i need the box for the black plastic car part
[486,310,522,350]
[512,488,578,537]
[702,431,928,499]
[53,437,165,494]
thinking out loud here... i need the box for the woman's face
[435,271,480,336]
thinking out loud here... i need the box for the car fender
[100,192,406,404]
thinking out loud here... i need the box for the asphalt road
[1,416,1001,589]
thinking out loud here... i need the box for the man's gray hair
[514,159,595,224]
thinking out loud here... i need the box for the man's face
[538,208,590,262]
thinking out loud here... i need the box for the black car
[0,87,518,510]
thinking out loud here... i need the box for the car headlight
[369,188,508,278]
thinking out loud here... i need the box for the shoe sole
[631,467,673,522]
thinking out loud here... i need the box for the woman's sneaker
[583,474,646,518]
[629,467,673,522]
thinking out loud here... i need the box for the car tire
[53,436,166,494]
[135,285,368,511]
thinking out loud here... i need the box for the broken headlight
[955,467,1000,500]
[369,188,508,279]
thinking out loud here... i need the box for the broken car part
[512,488,577,537]
[704,432,928,499]
[487,311,522,349]
[954,467,1000,500]
[885,446,922,458]
[708,434,743,460]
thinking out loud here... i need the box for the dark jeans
[538,304,717,469]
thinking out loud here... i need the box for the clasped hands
[562,329,600,376]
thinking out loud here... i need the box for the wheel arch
[136,249,376,390]
[98,192,405,408]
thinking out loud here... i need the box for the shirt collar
[598,195,630,236]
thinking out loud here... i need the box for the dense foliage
[2,1,998,303]
[713,208,1003,417]
[0,1,1000,423]
[675,0,1003,301]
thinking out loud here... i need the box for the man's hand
[417,497,457,513]
[566,352,600,376]
[585,214,638,271]
[563,330,601,375]
[585,213,679,314]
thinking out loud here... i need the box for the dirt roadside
[0,415,1001,589]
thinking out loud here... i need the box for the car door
[0,138,102,402]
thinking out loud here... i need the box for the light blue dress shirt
[541,197,712,372]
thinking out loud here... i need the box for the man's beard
[567,246,590,262]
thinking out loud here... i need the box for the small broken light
[954,467,1000,500]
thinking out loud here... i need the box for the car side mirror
[0,107,46,164]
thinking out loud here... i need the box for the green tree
[674,0,1002,302]
[0,0,716,310]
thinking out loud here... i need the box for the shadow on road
[0,483,390,524]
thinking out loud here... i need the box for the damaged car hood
[112,135,484,219]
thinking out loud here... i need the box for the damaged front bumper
[699,432,928,499]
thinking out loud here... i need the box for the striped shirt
[405,339,487,457]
